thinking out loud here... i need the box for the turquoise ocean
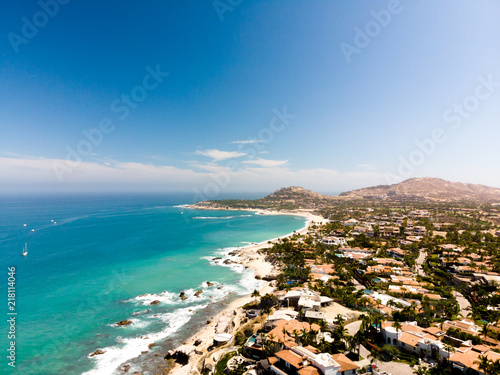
[0,194,306,375]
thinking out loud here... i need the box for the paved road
[453,290,471,318]
[415,248,426,276]
[352,277,366,291]
[376,359,415,375]
[346,320,362,336]
[354,344,415,374]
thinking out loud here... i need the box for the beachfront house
[270,345,358,375]
[321,237,347,247]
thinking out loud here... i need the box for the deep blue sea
[0,194,306,375]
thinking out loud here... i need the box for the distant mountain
[262,186,335,203]
[339,177,500,202]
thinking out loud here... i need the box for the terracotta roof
[274,350,306,369]
[303,345,320,354]
[423,326,443,335]
[400,323,425,333]
[450,351,479,371]
[472,344,490,353]
[298,366,321,375]
[331,353,360,372]
[268,319,320,344]
[423,293,442,300]
[398,332,421,348]
[450,346,500,372]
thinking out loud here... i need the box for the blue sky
[1,0,499,195]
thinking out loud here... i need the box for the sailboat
[22,242,28,256]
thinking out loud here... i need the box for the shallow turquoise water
[0,194,305,375]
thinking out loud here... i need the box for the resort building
[382,322,450,359]
[321,237,347,246]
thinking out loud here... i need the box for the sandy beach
[167,208,327,374]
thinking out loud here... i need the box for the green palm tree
[292,329,300,344]
[300,328,310,346]
[265,333,276,356]
[369,348,383,370]
[251,289,260,303]
[373,314,384,333]
[475,354,492,374]
[336,314,345,326]
[481,323,490,343]
[360,314,371,333]
[346,334,356,354]
[318,336,329,353]
[443,344,455,363]
[280,327,287,345]
[317,319,329,333]
[412,365,428,375]
[393,321,402,338]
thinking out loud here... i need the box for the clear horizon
[1,1,500,195]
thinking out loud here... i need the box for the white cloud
[242,158,288,168]
[0,156,389,195]
[231,140,262,144]
[195,149,246,162]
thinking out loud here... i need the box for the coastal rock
[150,300,160,305]
[132,309,151,316]
[148,342,156,349]
[166,345,196,364]
[179,291,187,300]
[116,320,132,326]
[194,290,203,298]
[206,281,215,287]
[223,259,233,265]
[90,349,106,356]
[262,274,278,281]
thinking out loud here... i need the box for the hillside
[195,178,500,211]
[196,186,337,210]
[339,177,500,202]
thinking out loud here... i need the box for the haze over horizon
[1,1,500,195]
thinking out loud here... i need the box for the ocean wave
[86,253,264,374]
[126,291,178,306]
[126,280,231,308]
[83,305,204,375]
[238,269,265,294]
[108,318,152,329]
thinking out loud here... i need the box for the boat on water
[22,242,28,256]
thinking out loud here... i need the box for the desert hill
[339,177,500,202]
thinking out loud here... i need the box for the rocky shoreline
[111,207,326,375]
[163,208,327,375]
